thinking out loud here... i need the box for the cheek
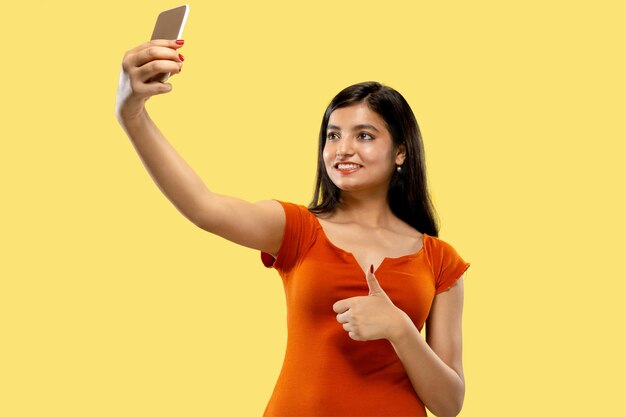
[322,147,334,164]
[361,147,386,164]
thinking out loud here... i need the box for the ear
[395,143,407,165]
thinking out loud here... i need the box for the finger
[123,40,183,75]
[332,299,351,314]
[131,70,178,96]
[366,266,384,296]
[126,39,184,57]
[141,81,174,96]
[342,322,352,332]
[348,331,363,341]
[336,310,351,324]
[135,60,183,83]
[126,47,184,77]
[133,74,178,95]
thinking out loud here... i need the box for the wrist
[117,106,149,129]
[388,308,413,344]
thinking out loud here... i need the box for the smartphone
[149,4,190,83]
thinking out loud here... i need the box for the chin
[332,177,391,194]
[331,181,367,193]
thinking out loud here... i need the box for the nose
[336,137,355,158]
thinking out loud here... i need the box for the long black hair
[307,81,440,237]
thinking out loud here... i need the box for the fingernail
[178,53,185,62]
[370,264,374,273]
[175,39,185,45]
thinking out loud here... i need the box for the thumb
[366,264,385,296]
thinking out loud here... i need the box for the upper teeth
[337,164,360,170]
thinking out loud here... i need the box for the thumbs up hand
[332,264,409,342]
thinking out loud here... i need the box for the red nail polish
[370,264,374,273]
[175,39,185,45]
[178,53,185,62]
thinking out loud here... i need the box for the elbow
[431,402,463,417]
[429,381,465,417]
[188,194,217,233]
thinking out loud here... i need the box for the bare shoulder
[395,218,423,239]
[388,216,424,251]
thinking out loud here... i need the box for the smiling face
[322,102,406,194]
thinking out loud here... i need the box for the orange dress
[260,200,471,416]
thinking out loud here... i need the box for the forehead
[328,103,386,129]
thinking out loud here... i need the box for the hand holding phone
[116,5,190,122]
[149,5,190,83]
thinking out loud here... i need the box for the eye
[326,132,339,140]
[358,132,374,140]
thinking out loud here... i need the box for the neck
[335,187,396,228]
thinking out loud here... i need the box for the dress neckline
[310,211,427,274]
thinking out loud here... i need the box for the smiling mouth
[334,163,362,174]
[335,163,362,170]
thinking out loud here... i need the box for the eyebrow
[327,124,380,133]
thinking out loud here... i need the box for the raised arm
[115,39,285,257]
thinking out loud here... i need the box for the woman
[116,39,470,417]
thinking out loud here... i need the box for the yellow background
[1,1,624,415]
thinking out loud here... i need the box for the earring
[396,165,402,173]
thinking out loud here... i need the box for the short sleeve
[432,238,471,295]
[259,200,316,274]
